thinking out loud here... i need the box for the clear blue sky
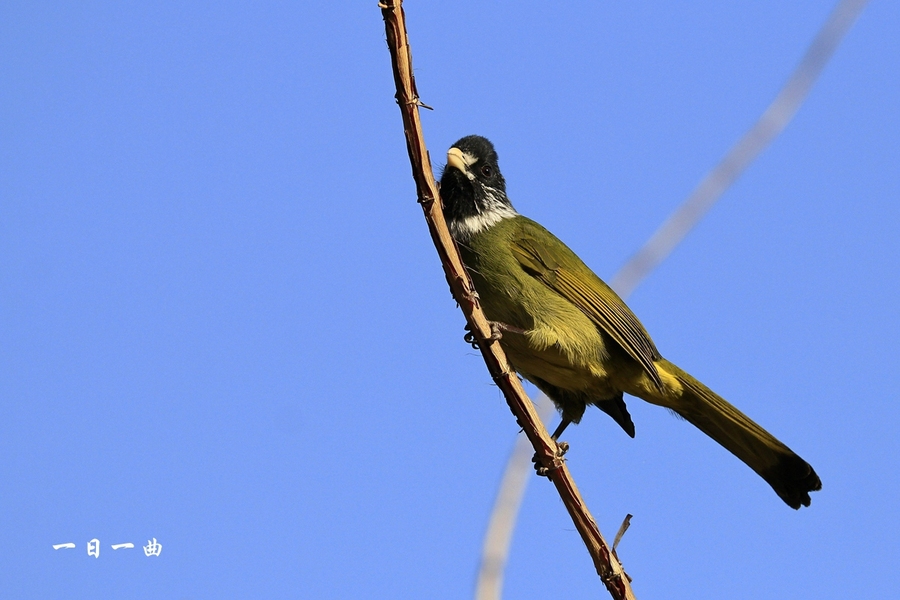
[2,2,898,598]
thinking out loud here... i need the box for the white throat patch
[449,203,519,242]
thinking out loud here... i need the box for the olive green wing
[510,225,663,390]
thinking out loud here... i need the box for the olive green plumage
[458,216,651,432]
[441,134,821,509]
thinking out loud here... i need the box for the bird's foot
[532,441,569,477]
[463,323,483,349]
[463,321,524,349]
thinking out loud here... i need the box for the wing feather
[510,231,663,390]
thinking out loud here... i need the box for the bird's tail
[657,359,821,509]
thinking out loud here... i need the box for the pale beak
[446,147,469,173]
[447,147,477,181]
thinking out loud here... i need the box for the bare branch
[379,2,636,598]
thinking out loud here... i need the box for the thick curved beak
[446,147,469,173]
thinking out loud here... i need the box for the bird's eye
[480,165,493,177]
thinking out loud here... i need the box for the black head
[440,135,516,240]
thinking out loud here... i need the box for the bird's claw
[532,441,569,477]
[463,321,505,350]
[463,329,479,349]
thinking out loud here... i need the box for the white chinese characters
[52,539,162,557]
[143,538,162,557]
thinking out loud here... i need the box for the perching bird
[439,135,821,509]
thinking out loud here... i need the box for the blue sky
[2,2,898,598]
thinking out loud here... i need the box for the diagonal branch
[378,1,636,598]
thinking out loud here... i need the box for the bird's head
[440,135,517,241]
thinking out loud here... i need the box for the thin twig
[476,1,869,597]
[378,2,636,598]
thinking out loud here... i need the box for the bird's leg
[550,418,572,441]
[533,418,572,477]
[493,321,527,336]
[550,418,571,461]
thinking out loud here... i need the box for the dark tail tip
[595,397,635,438]
[765,453,822,509]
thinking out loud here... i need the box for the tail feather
[595,394,636,438]
[659,360,821,509]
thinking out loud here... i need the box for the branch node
[455,277,480,307]
[601,571,625,589]
[490,369,512,382]
[394,92,433,110]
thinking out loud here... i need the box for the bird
[439,134,821,509]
